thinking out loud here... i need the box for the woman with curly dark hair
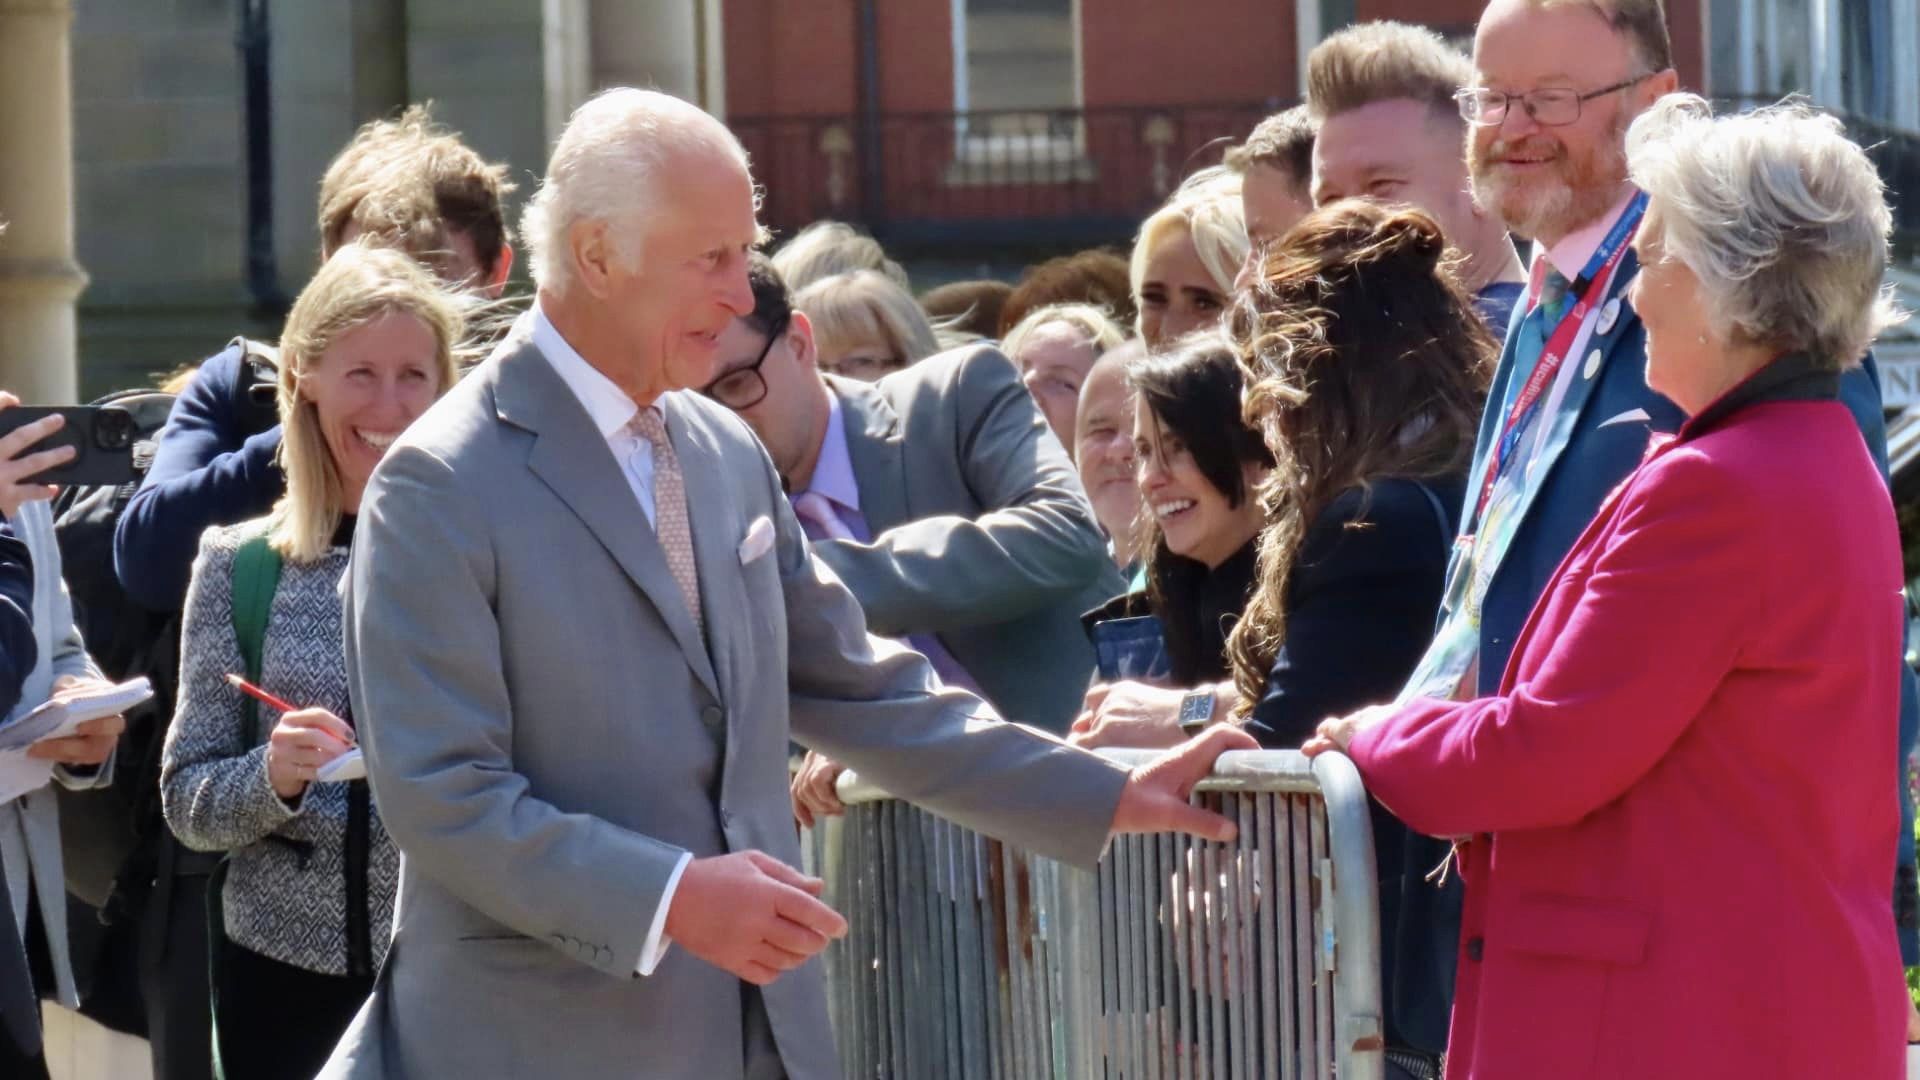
[1229,198,1494,1078]
[1227,201,1493,741]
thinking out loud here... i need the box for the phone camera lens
[94,408,135,451]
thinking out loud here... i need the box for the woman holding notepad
[160,242,464,1079]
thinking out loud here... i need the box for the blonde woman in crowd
[161,242,464,1079]
[1000,302,1127,455]
[794,269,942,381]
[1129,167,1251,348]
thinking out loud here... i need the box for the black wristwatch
[1178,689,1217,734]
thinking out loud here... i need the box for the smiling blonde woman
[161,241,464,1079]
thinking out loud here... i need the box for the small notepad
[315,748,366,783]
[0,677,152,753]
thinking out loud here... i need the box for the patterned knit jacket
[160,519,397,976]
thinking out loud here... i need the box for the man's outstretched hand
[1109,725,1259,843]
[664,850,848,986]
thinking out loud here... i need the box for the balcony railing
[729,103,1280,250]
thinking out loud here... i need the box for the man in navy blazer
[1441,0,1919,984]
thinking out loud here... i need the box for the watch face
[1181,691,1215,726]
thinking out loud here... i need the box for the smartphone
[0,406,142,487]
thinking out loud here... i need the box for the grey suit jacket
[321,330,1129,1080]
[820,346,1125,733]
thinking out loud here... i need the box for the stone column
[0,0,86,402]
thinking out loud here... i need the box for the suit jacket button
[701,705,725,728]
[1466,936,1484,962]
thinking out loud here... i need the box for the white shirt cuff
[636,851,693,975]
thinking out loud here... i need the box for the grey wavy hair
[772,220,909,293]
[1001,302,1128,367]
[1625,94,1903,369]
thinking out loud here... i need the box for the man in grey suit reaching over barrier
[321,88,1252,1080]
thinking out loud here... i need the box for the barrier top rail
[833,747,1341,804]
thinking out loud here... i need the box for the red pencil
[225,673,298,714]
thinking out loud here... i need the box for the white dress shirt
[530,301,691,976]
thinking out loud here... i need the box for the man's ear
[1643,68,1680,106]
[788,310,819,372]
[570,223,617,300]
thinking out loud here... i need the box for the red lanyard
[1471,195,1647,523]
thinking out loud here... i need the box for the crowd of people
[0,0,1912,1077]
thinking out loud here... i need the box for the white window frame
[949,0,1087,175]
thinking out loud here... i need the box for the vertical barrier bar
[1128,835,1150,1080]
[1259,794,1284,1079]
[1121,834,1128,1068]
[1228,795,1253,1080]
[1311,800,1334,1078]
[1291,793,1319,1080]
[1201,794,1225,1078]
[1152,822,1182,1076]
[1167,822,1182,1076]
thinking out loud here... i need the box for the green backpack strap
[229,533,283,730]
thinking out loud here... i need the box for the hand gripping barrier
[800,749,1383,1079]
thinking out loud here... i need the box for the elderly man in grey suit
[321,89,1250,1080]
[704,253,1122,737]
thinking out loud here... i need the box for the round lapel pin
[1583,348,1603,380]
[1594,298,1621,336]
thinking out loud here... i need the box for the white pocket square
[1598,408,1652,429]
[738,515,775,564]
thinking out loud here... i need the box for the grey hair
[1001,302,1129,367]
[521,88,754,296]
[1626,93,1903,369]
[771,220,909,293]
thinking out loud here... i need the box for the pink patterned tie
[631,408,703,639]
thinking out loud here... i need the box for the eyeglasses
[699,312,790,410]
[1454,74,1653,127]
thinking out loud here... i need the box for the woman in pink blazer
[1308,95,1911,1078]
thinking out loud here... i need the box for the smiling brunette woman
[160,241,465,1079]
[1126,333,1275,685]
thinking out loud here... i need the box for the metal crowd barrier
[800,749,1382,1079]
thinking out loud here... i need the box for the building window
[954,0,1077,113]
[949,0,1088,180]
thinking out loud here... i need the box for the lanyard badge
[1403,193,1648,704]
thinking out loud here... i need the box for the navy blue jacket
[1473,248,1920,961]
[0,526,36,715]
[1247,476,1464,1055]
[113,344,284,614]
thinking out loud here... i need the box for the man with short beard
[1404,0,1920,1039]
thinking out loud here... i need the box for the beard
[1469,109,1631,243]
